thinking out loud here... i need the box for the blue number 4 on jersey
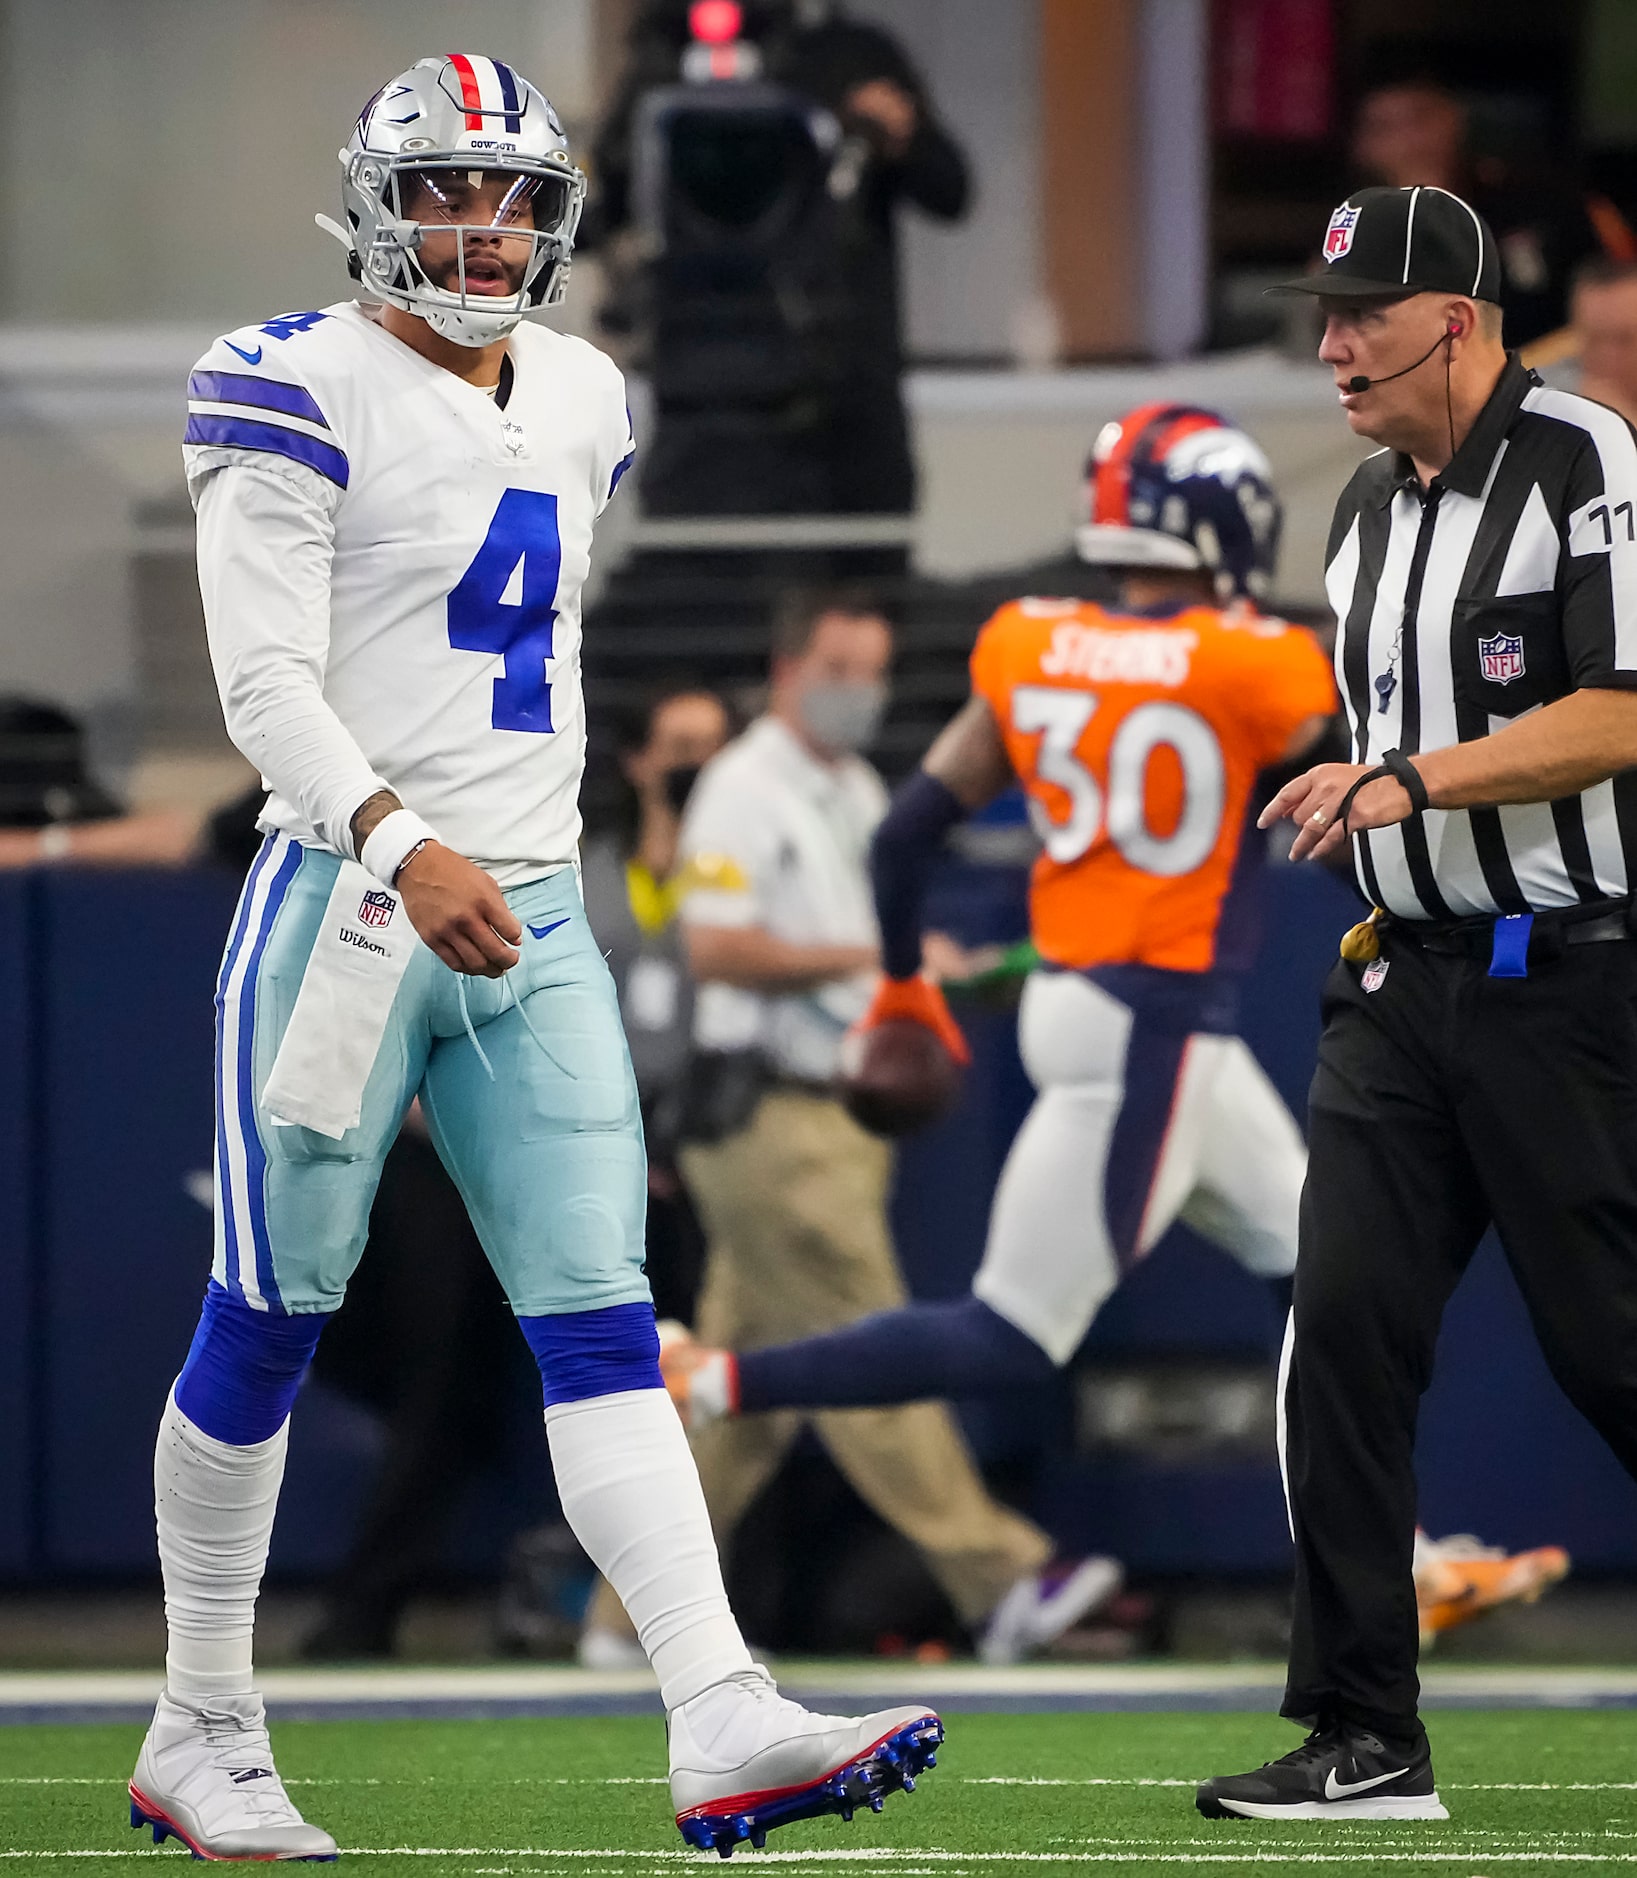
[448,490,562,734]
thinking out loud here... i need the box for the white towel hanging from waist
[262,860,420,1140]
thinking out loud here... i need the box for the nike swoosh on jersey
[225,340,263,364]
[528,917,570,940]
[1323,1767,1405,1800]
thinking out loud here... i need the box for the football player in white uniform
[129,55,939,1863]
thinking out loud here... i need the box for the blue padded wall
[0,875,36,1574]
[34,870,239,1569]
[15,853,1637,1580]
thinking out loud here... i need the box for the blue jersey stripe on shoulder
[184,414,349,489]
[608,445,636,501]
[189,370,329,428]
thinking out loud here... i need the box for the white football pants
[972,969,1305,1365]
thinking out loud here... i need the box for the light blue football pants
[212,833,651,1318]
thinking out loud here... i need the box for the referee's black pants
[1282,928,1637,1742]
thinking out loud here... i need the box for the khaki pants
[588,1091,1050,1640]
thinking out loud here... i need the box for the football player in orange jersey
[664,403,1569,1654]
[663,404,1327,1426]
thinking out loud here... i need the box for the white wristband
[359,808,439,889]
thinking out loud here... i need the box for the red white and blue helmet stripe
[442,54,526,134]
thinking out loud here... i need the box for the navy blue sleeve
[870,769,967,980]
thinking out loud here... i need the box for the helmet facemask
[344,153,585,347]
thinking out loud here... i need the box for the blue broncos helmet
[1076,403,1283,604]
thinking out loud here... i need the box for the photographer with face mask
[578,683,734,1330]
[578,585,1060,1667]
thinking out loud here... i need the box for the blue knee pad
[173,1281,329,1445]
[520,1301,662,1407]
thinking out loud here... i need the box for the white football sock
[545,1388,753,1711]
[155,1389,287,1704]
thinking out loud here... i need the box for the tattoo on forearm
[349,789,403,856]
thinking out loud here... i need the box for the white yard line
[0,1777,672,1787]
[9,1774,1637,1792]
[969,1778,1637,1792]
[12,1851,1637,1866]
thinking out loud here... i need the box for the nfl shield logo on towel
[1325,205,1360,260]
[358,890,396,928]
[1479,632,1526,684]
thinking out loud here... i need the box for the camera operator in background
[589,0,970,516]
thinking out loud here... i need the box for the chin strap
[314,212,352,250]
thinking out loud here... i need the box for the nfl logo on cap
[1325,204,1360,261]
[358,889,396,928]
[1479,632,1525,685]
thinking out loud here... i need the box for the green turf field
[5,1709,1637,1873]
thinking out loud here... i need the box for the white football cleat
[978,1555,1124,1664]
[669,1667,942,1858]
[129,1689,338,1861]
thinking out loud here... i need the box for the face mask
[661,764,702,814]
[799,680,888,753]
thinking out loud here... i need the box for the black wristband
[1335,766,1390,834]
[1335,750,1428,835]
[1380,747,1430,813]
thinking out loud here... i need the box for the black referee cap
[1269,184,1501,303]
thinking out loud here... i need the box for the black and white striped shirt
[1326,354,1637,919]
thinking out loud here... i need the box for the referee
[1198,185,1637,1823]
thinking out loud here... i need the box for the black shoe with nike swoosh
[1196,1725,1448,1821]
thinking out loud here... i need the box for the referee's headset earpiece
[1444,321,1459,466]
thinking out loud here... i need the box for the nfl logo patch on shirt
[1361,957,1389,993]
[1325,205,1360,261]
[358,890,396,928]
[1479,632,1525,684]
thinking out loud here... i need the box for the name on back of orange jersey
[1038,623,1198,687]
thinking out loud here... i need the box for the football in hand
[838,1016,964,1138]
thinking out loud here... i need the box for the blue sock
[173,1281,328,1445]
[736,1296,1058,1413]
[518,1301,662,1406]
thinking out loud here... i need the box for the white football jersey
[184,300,635,884]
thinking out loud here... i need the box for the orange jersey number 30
[970,598,1336,973]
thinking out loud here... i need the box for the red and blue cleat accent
[129,1783,339,1861]
[675,1712,943,1859]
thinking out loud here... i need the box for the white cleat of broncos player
[669,1667,942,1859]
[129,1690,338,1861]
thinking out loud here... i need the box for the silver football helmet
[318,55,586,348]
